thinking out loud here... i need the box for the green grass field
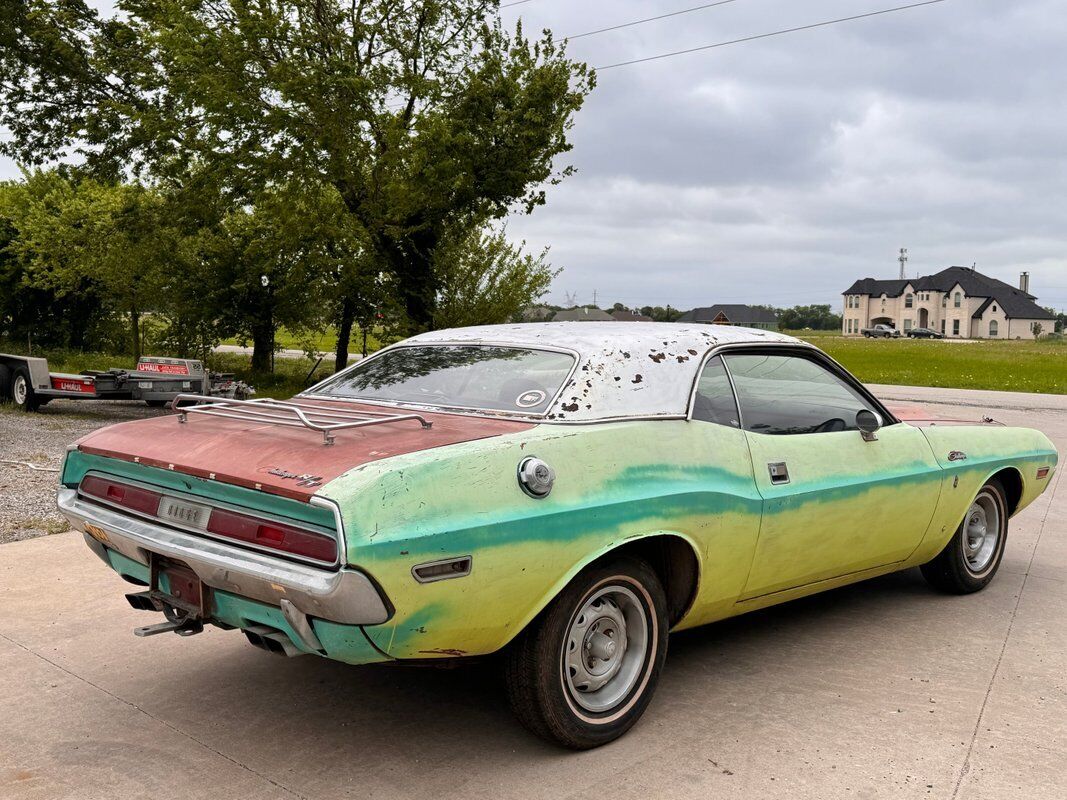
[789,335,1067,395]
[220,325,384,355]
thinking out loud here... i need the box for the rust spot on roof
[632,374,643,384]
[649,352,666,363]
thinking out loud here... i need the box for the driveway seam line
[950,466,1062,799]
[0,630,311,800]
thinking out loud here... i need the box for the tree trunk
[335,296,354,372]
[130,308,142,361]
[250,321,273,372]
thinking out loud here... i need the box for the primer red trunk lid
[76,401,533,501]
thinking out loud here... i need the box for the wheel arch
[507,531,702,647]
[987,466,1023,516]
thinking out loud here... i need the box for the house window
[905,293,914,308]
[954,292,962,308]
[992,305,997,312]
[904,319,913,332]
[942,295,947,308]
[989,320,999,337]
[941,319,946,334]
[953,319,960,336]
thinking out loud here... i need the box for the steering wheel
[812,417,847,433]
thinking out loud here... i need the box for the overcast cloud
[4,0,1066,311]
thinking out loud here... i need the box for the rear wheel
[921,479,1008,593]
[504,557,668,749]
[11,368,40,412]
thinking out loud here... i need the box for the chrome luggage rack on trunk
[170,395,432,446]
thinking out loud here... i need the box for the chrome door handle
[768,462,790,484]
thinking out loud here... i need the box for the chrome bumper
[58,488,390,626]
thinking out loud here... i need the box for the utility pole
[898,248,908,280]
[593,289,598,308]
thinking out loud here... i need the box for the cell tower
[898,248,908,279]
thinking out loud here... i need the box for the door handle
[768,462,790,484]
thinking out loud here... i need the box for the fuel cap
[518,456,555,498]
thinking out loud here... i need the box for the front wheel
[921,479,1008,593]
[504,557,668,749]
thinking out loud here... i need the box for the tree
[777,304,842,331]
[435,226,557,328]
[1,0,594,332]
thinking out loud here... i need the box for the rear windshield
[312,345,575,415]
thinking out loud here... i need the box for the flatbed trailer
[0,354,252,412]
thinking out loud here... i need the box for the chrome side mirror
[856,409,882,442]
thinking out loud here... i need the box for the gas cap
[518,457,555,498]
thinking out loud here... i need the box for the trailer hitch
[124,554,209,638]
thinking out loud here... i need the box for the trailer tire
[0,365,10,401]
[11,367,40,412]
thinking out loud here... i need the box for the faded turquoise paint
[63,450,335,531]
[101,543,388,664]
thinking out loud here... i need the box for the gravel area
[0,400,162,544]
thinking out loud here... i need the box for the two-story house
[841,267,1054,339]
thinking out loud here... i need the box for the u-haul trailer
[0,354,252,412]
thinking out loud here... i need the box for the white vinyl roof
[406,322,800,422]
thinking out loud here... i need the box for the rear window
[312,345,575,415]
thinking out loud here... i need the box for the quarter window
[692,356,740,427]
[723,353,878,436]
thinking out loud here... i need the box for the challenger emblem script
[267,468,324,488]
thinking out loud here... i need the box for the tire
[504,557,669,749]
[10,367,40,412]
[921,479,1008,594]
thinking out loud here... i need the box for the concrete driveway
[1,386,1063,799]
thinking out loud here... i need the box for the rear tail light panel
[78,473,339,567]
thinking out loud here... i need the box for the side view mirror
[856,409,883,442]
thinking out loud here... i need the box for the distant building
[552,307,615,322]
[610,309,654,322]
[520,305,555,322]
[676,304,779,331]
[841,266,1054,339]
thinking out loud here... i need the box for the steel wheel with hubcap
[922,478,1009,593]
[505,557,668,749]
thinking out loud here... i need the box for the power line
[500,0,534,8]
[595,0,948,70]
[567,1,738,41]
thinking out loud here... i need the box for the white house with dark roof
[841,267,1054,339]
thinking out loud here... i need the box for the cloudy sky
[4,0,1066,312]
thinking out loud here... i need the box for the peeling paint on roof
[406,322,800,422]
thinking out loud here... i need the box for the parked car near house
[907,327,944,339]
[58,323,1058,749]
[861,323,901,338]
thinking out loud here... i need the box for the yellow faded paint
[316,418,1057,662]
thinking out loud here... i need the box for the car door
[723,349,943,599]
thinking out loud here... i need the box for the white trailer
[0,354,252,411]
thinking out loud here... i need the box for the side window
[724,353,878,436]
[692,356,740,428]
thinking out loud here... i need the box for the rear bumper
[57,487,390,626]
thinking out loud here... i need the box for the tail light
[79,475,337,564]
[207,508,337,563]
[81,474,163,516]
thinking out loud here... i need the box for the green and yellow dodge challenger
[58,323,1057,748]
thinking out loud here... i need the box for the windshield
[312,345,575,415]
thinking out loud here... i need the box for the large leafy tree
[0,0,593,331]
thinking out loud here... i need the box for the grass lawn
[219,325,385,355]
[791,335,1067,395]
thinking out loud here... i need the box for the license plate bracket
[149,555,209,619]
